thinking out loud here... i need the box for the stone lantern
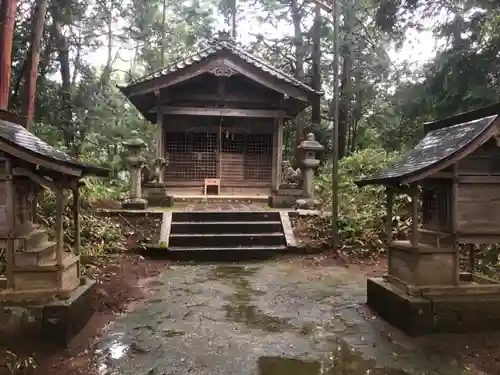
[295,133,324,210]
[122,131,148,210]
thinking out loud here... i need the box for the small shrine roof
[0,112,110,178]
[357,114,499,186]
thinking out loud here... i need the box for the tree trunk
[338,54,352,159]
[23,0,48,127]
[0,0,17,109]
[53,19,74,154]
[338,0,353,159]
[290,0,305,167]
[231,0,236,39]
[38,32,53,89]
[9,56,27,109]
[311,3,322,133]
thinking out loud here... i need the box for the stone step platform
[173,195,269,204]
[11,253,80,291]
[169,232,286,248]
[171,220,283,234]
[156,211,297,261]
[166,245,289,261]
[172,211,281,222]
[14,241,57,267]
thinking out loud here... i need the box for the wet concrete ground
[94,260,482,375]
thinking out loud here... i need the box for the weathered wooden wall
[455,140,500,241]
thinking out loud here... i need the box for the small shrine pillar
[295,133,324,210]
[122,132,148,210]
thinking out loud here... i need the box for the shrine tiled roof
[128,35,321,95]
[357,114,498,186]
[0,116,109,177]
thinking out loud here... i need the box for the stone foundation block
[368,277,500,336]
[366,277,433,336]
[269,189,303,208]
[146,195,173,207]
[122,199,148,210]
[41,277,97,346]
[430,294,500,334]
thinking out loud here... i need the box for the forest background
[3,0,500,270]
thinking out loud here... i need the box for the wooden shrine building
[0,110,109,345]
[118,32,322,197]
[357,102,500,336]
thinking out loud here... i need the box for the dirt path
[93,260,484,375]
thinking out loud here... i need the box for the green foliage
[37,187,126,258]
[300,148,410,256]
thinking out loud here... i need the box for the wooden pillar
[271,118,278,190]
[274,117,284,191]
[55,188,64,280]
[385,187,394,245]
[73,186,80,255]
[386,187,394,276]
[451,163,460,283]
[31,185,37,225]
[5,158,15,289]
[410,185,419,247]
[155,90,164,159]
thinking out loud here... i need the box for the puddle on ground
[221,266,293,333]
[224,304,293,333]
[95,339,129,375]
[209,265,260,280]
[258,339,409,375]
[163,329,185,337]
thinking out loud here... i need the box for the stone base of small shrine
[268,188,303,208]
[388,240,458,286]
[367,273,500,336]
[0,277,96,347]
[143,182,173,207]
[122,198,148,210]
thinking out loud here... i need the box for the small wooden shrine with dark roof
[0,109,109,345]
[118,31,322,199]
[357,101,500,336]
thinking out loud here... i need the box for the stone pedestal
[268,188,303,208]
[143,182,173,207]
[0,277,97,347]
[122,198,148,210]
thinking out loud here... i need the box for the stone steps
[172,211,281,222]
[161,211,295,261]
[171,221,283,234]
[169,232,286,248]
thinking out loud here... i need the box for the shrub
[36,181,127,257]
[299,147,411,257]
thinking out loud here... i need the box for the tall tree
[311,3,322,133]
[0,0,17,109]
[290,0,306,167]
[24,0,48,126]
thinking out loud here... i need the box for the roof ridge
[127,38,321,94]
[130,43,220,84]
[219,40,315,92]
